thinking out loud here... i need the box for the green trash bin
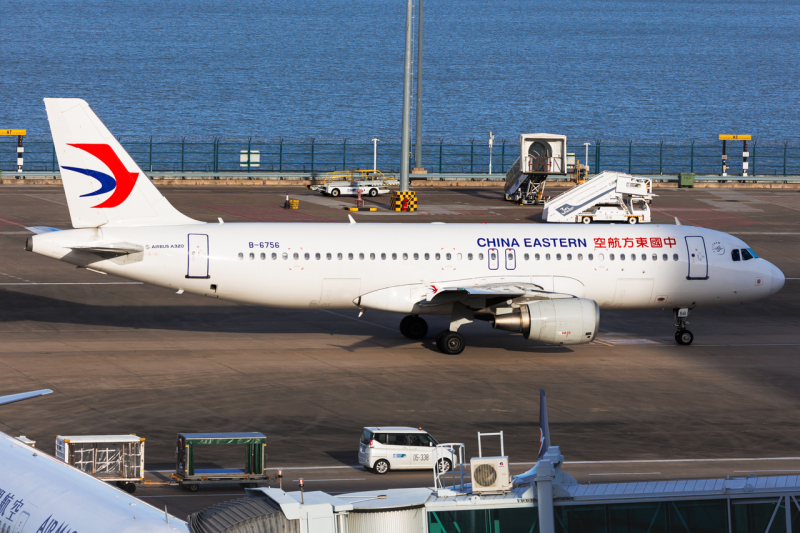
[678,173,695,188]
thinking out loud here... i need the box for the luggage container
[173,432,268,491]
[55,434,144,493]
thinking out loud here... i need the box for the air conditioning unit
[470,456,512,493]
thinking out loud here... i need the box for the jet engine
[491,298,599,345]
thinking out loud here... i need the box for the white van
[358,426,456,475]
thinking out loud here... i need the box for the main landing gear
[400,303,474,355]
[674,308,693,345]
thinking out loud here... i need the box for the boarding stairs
[504,157,548,205]
[542,171,654,223]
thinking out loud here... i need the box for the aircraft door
[187,233,210,279]
[685,236,709,280]
[12,511,30,533]
[488,248,499,270]
[505,248,516,270]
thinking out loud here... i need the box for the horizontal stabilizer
[0,389,53,407]
[26,226,62,234]
[71,242,144,254]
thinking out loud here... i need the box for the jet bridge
[504,133,567,205]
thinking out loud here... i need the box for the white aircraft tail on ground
[44,98,199,229]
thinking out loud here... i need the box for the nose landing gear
[674,308,693,345]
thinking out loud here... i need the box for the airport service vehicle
[358,427,456,474]
[27,99,786,355]
[173,432,268,491]
[543,171,655,224]
[0,390,189,532]
[55,434,145,494]
[308,170,397,197]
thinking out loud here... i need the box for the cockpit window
[731,249,740,262]
[741,248,756,260]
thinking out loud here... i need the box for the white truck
[542,171,655,224]
[308,170,398,197]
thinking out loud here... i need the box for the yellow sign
[0,129,26,136]
[719,135,751,141]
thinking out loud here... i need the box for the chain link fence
[2,138,799,176]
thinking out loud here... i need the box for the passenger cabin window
[732,249,741,261]
[545,253,551,260]
[468,253,473,260]
[662,254,668,261]
[326,253,332,260]
[535,253,541,260]
[566,253,572,260]
[524,253,530,261]
[556,253,562,260]
[338,253,343,260]
[282,252,288,260]
[348,253,354,260]
[446,253,452,260]
[370,253,375,260]
[359,253,364,260]
[479,253,484,260]
[414,253,419,260]
[577,254,583,260]
[316,253,321,260]
[392,253,398,260]
[293,252,299,260]
[304,253,310,260]
[588,253,594,260]
[249,253,254,260]
[238,253,243,260]
[673,254,679,261]
[381,253,386,260]
[272,253,277,260]
[403,253,408,260]
[488,248,499,270]
[435,253,441,260]
[652,253,657,261]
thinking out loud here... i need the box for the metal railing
[2,138,799,177]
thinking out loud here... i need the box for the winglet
[538,389,550,459]
[348,214,356,224]
[0,389,53,407]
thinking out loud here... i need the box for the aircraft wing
[0,389,53,406]
[422,282,574,306]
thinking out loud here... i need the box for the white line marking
[292,478,364,482]
[0,282,144,285]
[589,472,661,476]
[320,310,396,331]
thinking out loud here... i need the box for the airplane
[26,98,785,354]
[0,389,189,532]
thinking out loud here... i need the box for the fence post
[213,137,219,177]
[311,139,315,173]
[181,137,185,176]
[343,139,347,171]
[149,136,153,172]
[470,139,474,173]
[659,141,663,175]
[279,139,283,172]
[751,142,756,177]
[439,140,443,173]
[501,140,506,173]
[52,142,56,172]
[628,141,632,174]
[595,140,600,173]
[690,140,694,173]
[784,142,788,177]
[247,137,252,174]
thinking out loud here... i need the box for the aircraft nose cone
[770,264,785,295]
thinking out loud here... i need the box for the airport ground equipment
[679,172,695,187]
[55,434,144,494]
[392,190,418,211]
[504,133,567,205]
[307,169,397,197]
[173,432,268,491]
[542,171,655,224]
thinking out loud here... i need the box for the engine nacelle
[492,298,599,345]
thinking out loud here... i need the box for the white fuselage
[30,223,783,313]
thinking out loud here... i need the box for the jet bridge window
[732,249,741,261]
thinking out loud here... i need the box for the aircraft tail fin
[538,389,550,459]
[44,98,200,228]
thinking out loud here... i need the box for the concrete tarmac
[1,185,799,519]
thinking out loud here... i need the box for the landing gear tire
[184,484,199,492]
[628,216,638,224]
[373,460,389,475]
[436,331,465,355]
[436,459,453,473]
[675,329,694,345]
[581,216,592,224]
[368,188,378,197]
[331,188,341,197]
[400,315,428,340]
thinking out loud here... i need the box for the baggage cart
[172,432,268,491]
[55,434,144,493]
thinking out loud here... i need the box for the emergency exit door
[187,234,210,279]
[685,236,708,280]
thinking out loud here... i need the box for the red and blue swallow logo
[62,144,139,208]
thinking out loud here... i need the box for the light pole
[488,132,494,175]
[583,142,591,174]
[414,0,423,171]
[372,138,379,170]
[399,0,413,191]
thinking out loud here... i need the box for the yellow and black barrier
[391,191,418,212]
[344,207,377,211]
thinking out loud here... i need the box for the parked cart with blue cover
[172,432,268,491]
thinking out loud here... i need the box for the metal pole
[489,132,494,174]
[372,138,379,170]
[784,142,788,177]
[584,143,590,174]
[628,141,632,174]
[399,0,414,191]
[690,140,694,173]
[343,139,347,171]
[414,0,423,170]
